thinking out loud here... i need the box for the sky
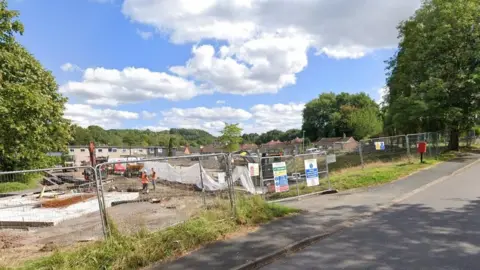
[10,0,422,135]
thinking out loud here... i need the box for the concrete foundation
[0,192,138,227]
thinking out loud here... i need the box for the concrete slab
[0,192,139,226]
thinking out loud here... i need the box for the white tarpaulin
[142,162,256,194]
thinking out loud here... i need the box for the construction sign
[273,162,289,192]
[375,141,385,150]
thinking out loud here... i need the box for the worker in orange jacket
[140,169,149,194]
[150,168,157,191]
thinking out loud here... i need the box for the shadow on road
[265,198,480,269]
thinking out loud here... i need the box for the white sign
[248,163,260,176]
[326,154,336,164]
[304,159,319,187]
[217,172,226,184]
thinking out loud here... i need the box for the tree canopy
[0,1,71,171]
[219,123,242,152]
[385,0,480,150]
[70,125,187,147]
[302,92,383,141]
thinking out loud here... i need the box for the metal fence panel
[95,153,234,237]
[0,166,106,250]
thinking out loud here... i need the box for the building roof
[316,137,356,144]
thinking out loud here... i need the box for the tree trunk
[448,129,459,151]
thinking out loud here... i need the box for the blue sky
[10,0,421,135]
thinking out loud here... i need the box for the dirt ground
[0,177,215,268]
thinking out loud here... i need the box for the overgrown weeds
[18,196,298,270]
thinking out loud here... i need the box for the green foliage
[385,0,480,150]
[242,133,260,144]
[19,197,298,270]
[219,123,242,152]
[256,129,284,144]
[169,128,215,147]
[302,92,382,141]
[0,3,71,171]
[347,107,383,139]
[70,126,187,147]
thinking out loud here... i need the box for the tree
[280,129,302,142]
[302,92,382,140]
[256,129,285,144]
[219,123,242,152]
[0,1,71,171]
[385,0,480,150]
[242,133,260,144]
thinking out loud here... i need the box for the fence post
[359,142,365,169]
[406,135,411,162]
[259,156,265,200]
[198,157,206,207]
[227,153,236,217]
[325,152,332,190]
[93,166,109,239]
[294,154,300,199]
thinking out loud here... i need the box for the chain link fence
[0,165,107,252]
[95,153,236,237]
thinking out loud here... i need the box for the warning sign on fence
[375,141,385,150]
[248,163,259,176]
[273,162,289,192]
[304,159,319,187]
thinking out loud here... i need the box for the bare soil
[0,178,210,268]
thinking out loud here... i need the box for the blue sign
[304,159,319,186]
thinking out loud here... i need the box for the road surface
[262,161,480,270]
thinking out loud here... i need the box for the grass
[12,196,299,270]
[267,152,457,201]
[0,175,41,194]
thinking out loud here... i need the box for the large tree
[302,92,382,141]
[0,1,71,170]
[385,0,480,150]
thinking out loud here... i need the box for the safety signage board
[304,159,319,187]
[273,162,289,192]
[326,154,336,164]
[375,141,385,150]
[248,163,259,177]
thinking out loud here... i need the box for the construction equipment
[82,142,108,181]
[62,155,78,172]
[124,163,144,178]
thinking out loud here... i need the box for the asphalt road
[262,161,480,270]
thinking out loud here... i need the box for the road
[262,161,480,270]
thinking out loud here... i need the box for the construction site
[0,143,258,266]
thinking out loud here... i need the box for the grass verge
[268,152,458,201]
[13,196,299,270]
[0,176,40,194]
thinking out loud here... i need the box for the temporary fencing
[250,152,332,201]
[0,165,107,245]
[95,153,239,237]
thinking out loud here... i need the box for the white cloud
[154,103,304,134]
[59,67,202,106]
[120,0,420,98]
[159,106,252,134]
[246,103,305,133]
[216,100,226,104]
[137,125,168,132]
[61,62,82,72]
[136,29,153,40]
[141,110,157,119]
[64,104,139,129]
[170,32,310,95]
[122,0,420,57]
[377,87,388,105]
